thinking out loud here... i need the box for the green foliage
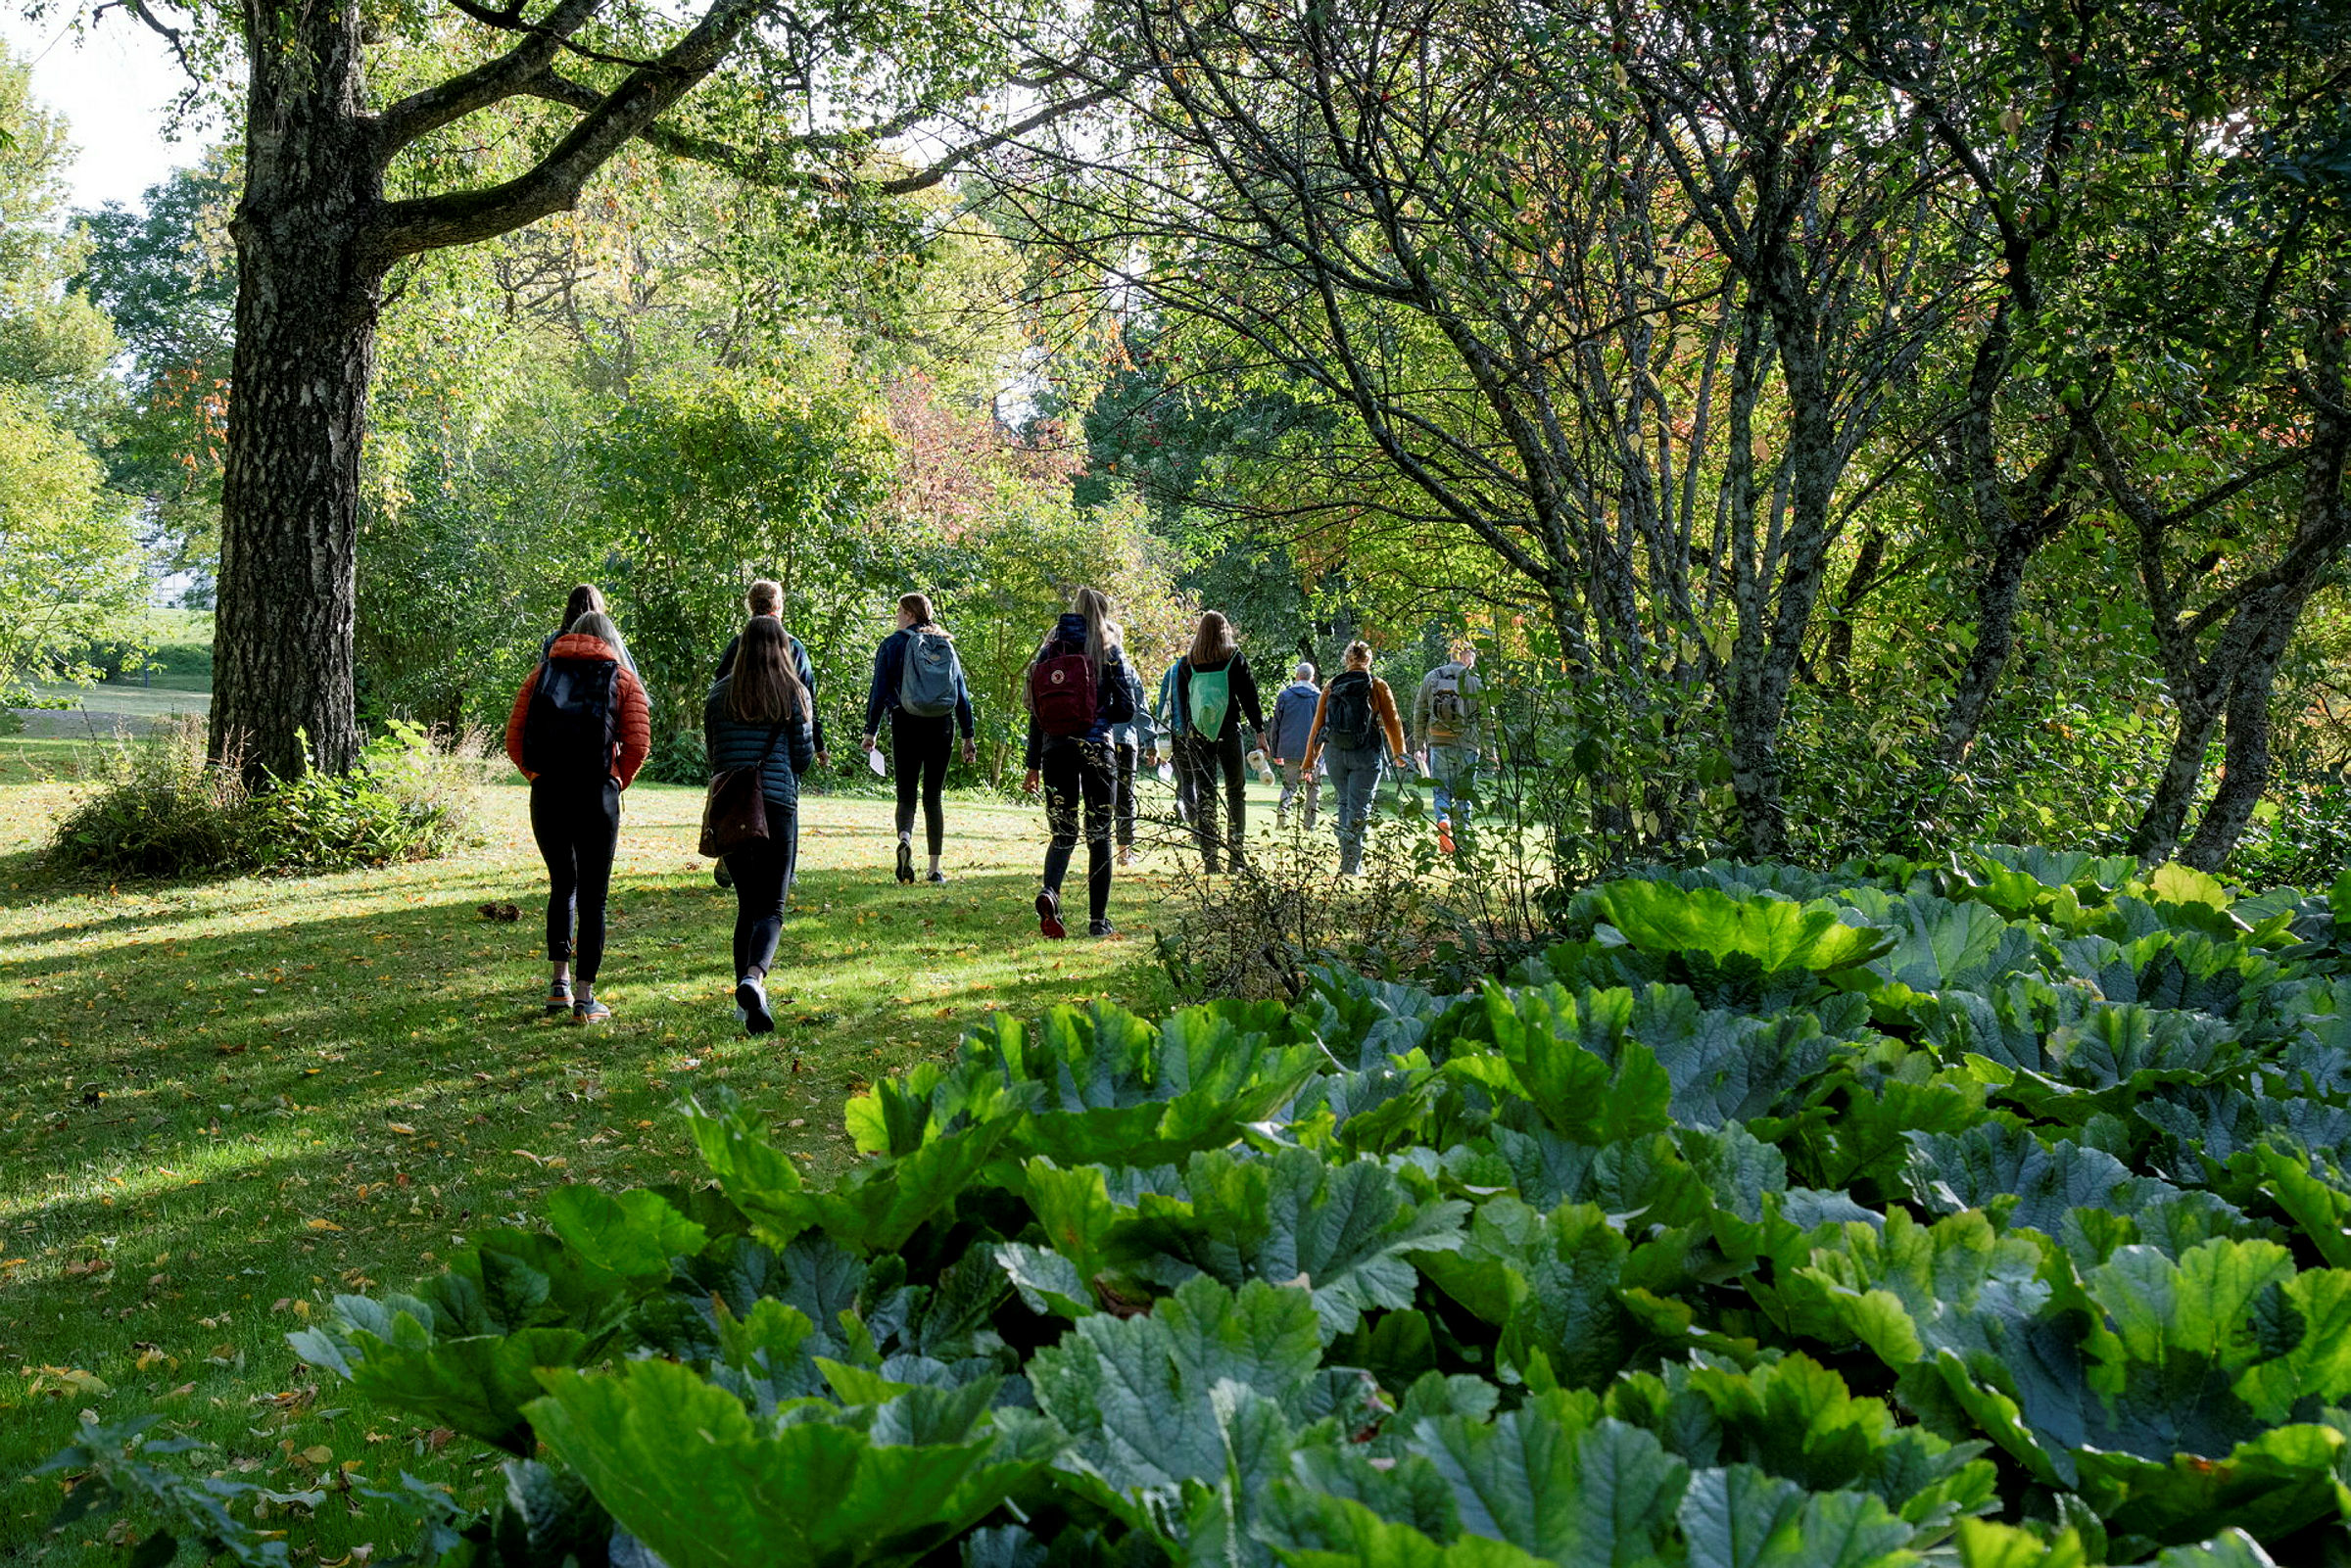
[48,718,480,879]
[36,849,2351,1563]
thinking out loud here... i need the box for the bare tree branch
[364,0,767,261]
[375,0,610,154]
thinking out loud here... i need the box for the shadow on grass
[0,849,1173,1552]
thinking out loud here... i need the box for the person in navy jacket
[860,593,977,884]
[1021,588,1135,939]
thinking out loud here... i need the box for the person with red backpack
[1021,587,1136,938]
[1175,611,1269,873]
[504,609,651,1022]
[860,592,977,885]
[1302,640,1409,876]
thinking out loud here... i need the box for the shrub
[47,717,250,876]
[48,718,481,879]
[1150,765,1563,1001]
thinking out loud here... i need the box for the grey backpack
[898,627,964,718]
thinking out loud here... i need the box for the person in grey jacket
[704,616,816,1035]
[1108,658,1156,866]
[1269,661,1322,832]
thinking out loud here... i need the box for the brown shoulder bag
[699,720,786,859]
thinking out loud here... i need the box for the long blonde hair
[727,615,810,724]
[1074,586,1119,670]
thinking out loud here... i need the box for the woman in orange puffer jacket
[504,610,651,1022]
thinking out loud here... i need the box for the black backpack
[1323,670,1377,750]
[524,656,620,778]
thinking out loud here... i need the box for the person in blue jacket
[1021,587,1135,939]
[1155,659,1195,825]
[1108,655,1156,867]
[1269,660,1322,832]
[860,592,977,884]
[704,615,817,1035]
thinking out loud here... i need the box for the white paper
[866,746,887,777]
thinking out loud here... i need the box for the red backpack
[1029,644,1098,737]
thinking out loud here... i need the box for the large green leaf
[526,1359,1041,1568]
[1899,1122,2177,1240]
[1606,1354,1995,1530]
[1264,1491,1546,1568]
[1676,1464,1917,1568]
[1026,1275,1324,1495]
[1114,1147,1470,1339]
[1404,1391,1687,1566]
[1597,883,1895,975]
[690,1089,1017,1254]
[955,1000,1324,1167]
[1450,983,1673,1144]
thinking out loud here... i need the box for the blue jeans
[1278,760,1320,830]
[1324,744,1384,874]
[1427,743,1480,824]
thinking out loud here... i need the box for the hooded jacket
[1022,612,1136,768]
[1270,680,1321,761]
[504,633,651,786]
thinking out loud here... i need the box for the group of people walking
[504,578,1485,1031]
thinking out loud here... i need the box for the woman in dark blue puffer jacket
[705,615,816,1034]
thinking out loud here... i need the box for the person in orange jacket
[504,610,651,1022]
[1301,641,1410,877]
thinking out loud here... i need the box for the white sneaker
[1118,847,1136,868]
[735,976,775,1035]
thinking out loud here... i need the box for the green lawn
[0,769,1193,1561]
[18,677,213,724]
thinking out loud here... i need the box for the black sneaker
[925,870,949,884]
[896,841,915,883]
[735,977,775,1035]
[1035,888,1066,940]
[1087,920,1116,938]
[713,859,734,889]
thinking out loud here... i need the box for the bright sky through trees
[0,10,216,210]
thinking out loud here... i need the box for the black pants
[729,815,797,981]
[1168,734,1197,823]
[530,777,619,982]
[1041,738,1114,924]
[892,713,954,856]
[1185,730,1248,871]
[1114,741,1139,846]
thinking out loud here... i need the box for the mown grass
[0,768,1197,1563]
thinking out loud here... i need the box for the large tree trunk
[2130,689,2223,863]
[2180,588,2305,872]
[213,0,381,782]
[1937,525,2043,763]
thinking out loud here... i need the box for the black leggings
[1114,741,1139,846]
[892,713,954,856]
[1042,738,1114,924]
[729,814,797,980]
[1185,730,1248,870]
[530,778,619,982]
